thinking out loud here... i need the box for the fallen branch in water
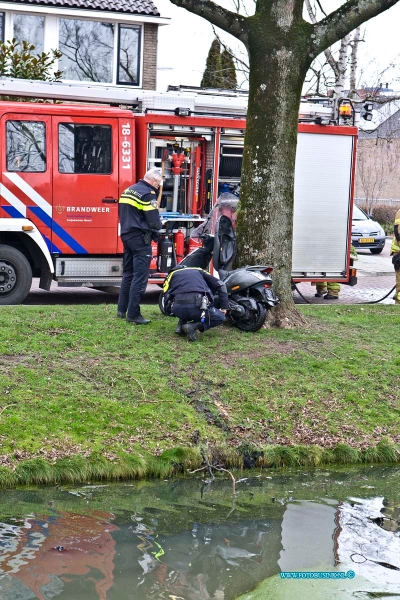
[188,447,238,496]
[350,553,400,571]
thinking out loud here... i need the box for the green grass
[0,303,400,485]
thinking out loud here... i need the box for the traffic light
[361,102,374,121]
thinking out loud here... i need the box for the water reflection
[337,498,400,585]
[111,518,282,599]
[0,467,397,599]
[0,512,118,599]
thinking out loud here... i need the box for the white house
[0,0,169,89]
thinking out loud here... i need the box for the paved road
[23,238,396,306]
[295,238,396,305]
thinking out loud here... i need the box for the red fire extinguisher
[150,241,158,273]
[188,237,202,254]
[174,229,185,263]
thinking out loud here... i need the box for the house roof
[359,98,400,137]
[8,0,160,16]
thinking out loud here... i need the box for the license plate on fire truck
[360,237,374,243]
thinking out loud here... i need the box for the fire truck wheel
[0,245,32,305]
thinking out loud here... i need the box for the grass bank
[0,302,399,486]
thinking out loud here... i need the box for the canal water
[0,465,398,600]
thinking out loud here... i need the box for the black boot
[182,322,200,342]
[126,315,151,325]
[175,319,186,335]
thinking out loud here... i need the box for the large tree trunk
[236,4,312,327]
[169,0,400,327]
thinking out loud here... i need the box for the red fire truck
[0,79,358,305]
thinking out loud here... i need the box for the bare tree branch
[333,34,351,97]
[230,0,254,17]
[305,0,340,80]
[349,27,361,97]
[169,0,249,47]
[315,0,328,16]
[313,0,400,56]
[211,25,249,75]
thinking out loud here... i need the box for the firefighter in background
[117,168,164,324]
[162,265,229,342]
[390,208,400,304]
[313,281,341,300]
[312,245,358,300]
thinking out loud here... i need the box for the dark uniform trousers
[171,293,226,331]
[118,233,152,319]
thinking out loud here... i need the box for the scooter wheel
[231,300,267,332]
[158,291,168,315]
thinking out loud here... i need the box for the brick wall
[142,23,158,90]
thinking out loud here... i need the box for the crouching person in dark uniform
[163,266,229,342]
[117,168,164,324]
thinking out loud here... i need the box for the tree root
[265,303,309,329]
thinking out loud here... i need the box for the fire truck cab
[0,80,358,305]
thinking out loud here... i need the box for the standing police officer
[117,168,164,324]
[162,266,229,342]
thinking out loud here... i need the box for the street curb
[357,271,394,277]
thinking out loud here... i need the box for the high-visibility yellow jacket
[390,209,400,255]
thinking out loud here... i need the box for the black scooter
[159,214,279,332]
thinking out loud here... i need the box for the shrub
[358,204,397,235]
[370,204,397,225]
[0,38,61,81]
[0,39,62,102]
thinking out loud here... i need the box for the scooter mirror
[213,215,236,272]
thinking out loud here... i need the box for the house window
[59,18,114,83]
[7,14,144,86]
[118,25,141,85]
[13,14,44,53]
[58,124,112,174]
[6,121,46,173]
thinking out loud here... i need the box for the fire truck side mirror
[361,102,374,121]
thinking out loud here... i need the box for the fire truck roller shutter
[219,145,243,179]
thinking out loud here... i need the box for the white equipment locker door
[292,132,354,278]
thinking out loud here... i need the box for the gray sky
[155,0,400,92]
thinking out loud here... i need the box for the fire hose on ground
[292,282,396,305]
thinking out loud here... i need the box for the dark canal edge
[0,439,399,488]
